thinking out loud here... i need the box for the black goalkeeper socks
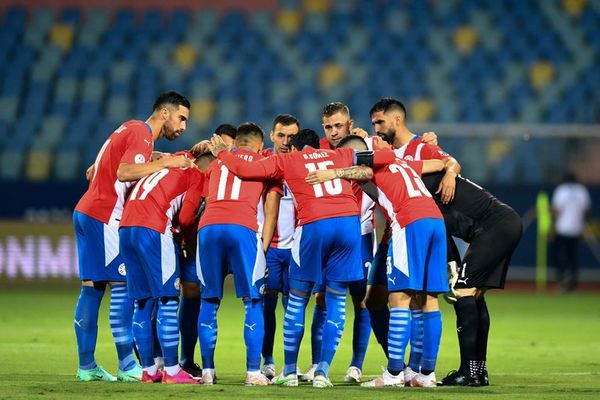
[454,296,479,376]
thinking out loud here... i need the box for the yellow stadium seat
[563,0,586,17]
[191,99,215,124]
[488,138,512,164]
[174,43,198,71]
[49,23,74,51]
[410,99,435,122]
[26,151,52,181]
[305,0,330,13]
[319,63,345,88]
[529,61,555,90]
[276,10,303,35]
[453,25,478,55]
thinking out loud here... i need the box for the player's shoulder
[319,137,333,149]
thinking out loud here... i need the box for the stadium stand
[0,0,599,182]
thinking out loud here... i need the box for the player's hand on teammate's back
[436,173,456,204]
[190,140,211,157]
[161,154,196,169]
[208,134,229,156]
[422,131,438,146]
[305,169,335,185]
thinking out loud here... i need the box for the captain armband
[355,150,374,167]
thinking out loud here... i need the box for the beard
[378,128,395,144]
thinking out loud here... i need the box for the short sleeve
[121,124,153,165]
[420,144,450,160]
[336,148,355,168]
[406,160,424,176]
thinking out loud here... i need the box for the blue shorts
[367,239,390,286]
[119,227,181,300]
[348,232,376,297]
[290,215,362,285]
[180,252,199,284]
[73,211,125,282]
[387,218,449,293]
[197,224,265,300]
[265,247,291,295]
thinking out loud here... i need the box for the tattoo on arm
[335,166,373,181]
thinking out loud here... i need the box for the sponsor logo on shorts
[118,263,126,276]
[259,284,266,295]
[134,154,146,164]
[174,278,180,290]
[364,261,371,270]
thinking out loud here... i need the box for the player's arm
[209,134,279,180]
[305,165,373,185]
[261,189,282,253]
[178,180,205,239]
[85,164,95,181]
[435,156,460,204]
[116,155,194,182]
[421,159,446,174]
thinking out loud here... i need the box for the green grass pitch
[1,280,599,399]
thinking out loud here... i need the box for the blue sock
[262,293,278,365]
[109,284,136,371]
[369,306,389,357]
[310,305,326,365]
[408,309,424,372]
[178,295,200,366]
[421,310,442,374]
[350,306,370,369]
[387,307,411,374]
[283,279,311,376]
[198,299,219,369]
[133,299,156,368]
[74,285,104,369]
[244,298,264,371]
[151,302,162,359]
[157,298,180,368]
[315,281,348,378]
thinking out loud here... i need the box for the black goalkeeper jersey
[421,172,516,242]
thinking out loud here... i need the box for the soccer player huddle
[72,92,522,388]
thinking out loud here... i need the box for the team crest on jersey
[118,263,127,276]
[174,278,181,290]
[134,154,146,164]
[404,155,414,161]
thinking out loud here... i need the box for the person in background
[551,171,591,292]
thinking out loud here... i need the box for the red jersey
[372,158,443,228]
[75,120,154,226]
[199,149,273,233]
[217,146,359,226]
[320,135,378,234]
[120,166,206,236]
[394,135,449,161]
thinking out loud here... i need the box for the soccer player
[177,151,215,378]
[365,99,522,386]
[72,91,192,381]
[192,123,279,386]
[305,135,450,387]
[119,150,204,384]
[366,97,461,384]
[209,128,363,388]
[260,114,300,379]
